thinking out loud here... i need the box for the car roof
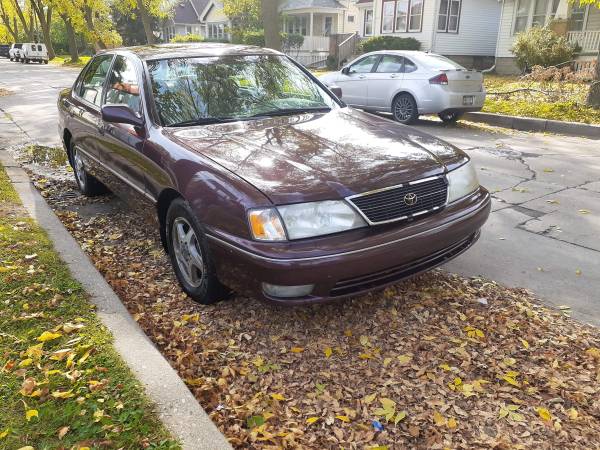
[97,43,283,61]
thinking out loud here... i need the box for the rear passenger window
[38,45,42,51]
[404,58,418,73]
[104,56,141,112]
[376,55,404,73]
[77,55,113,107]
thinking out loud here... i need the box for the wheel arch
[63,129,73,165]
[156,188,184,252]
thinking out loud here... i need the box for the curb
[463,112,600,140]
[0,150,232,450]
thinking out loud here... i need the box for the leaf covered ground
[0,163,179,449]
[14,147,600,449]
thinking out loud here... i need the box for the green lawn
[0,164,179,449]
[50,55,91,68]
[483,75,600,125]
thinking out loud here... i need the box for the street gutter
[0,150,232,450]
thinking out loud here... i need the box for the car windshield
[147,54,338,126]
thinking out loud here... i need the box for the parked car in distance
[0,44,10,58]
[319,51,486,124]
[9,43,23,61]
[58,44,490,305]
[19,43,48,64]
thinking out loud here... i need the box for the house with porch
[162,0,231,42]
[279,0,362,66]
[353,0,502,69]
[495,0,600,74]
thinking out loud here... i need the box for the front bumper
[208,187,491,304]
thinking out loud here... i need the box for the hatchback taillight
[429,73,449,85]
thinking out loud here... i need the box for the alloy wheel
[73,148,86,190]
[394,96,414,122]
[171,217,205,288]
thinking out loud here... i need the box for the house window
[348,15,355,23]
[186,25,192,34]
[208,23,226,40]
[382,0,423,33]
[285,16,308,36]
[514,0,532,33]
[324,16,333,35]
[364,9,373,35]
[437,0,461,32]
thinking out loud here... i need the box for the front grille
[347,176,447,224]
[329,232,478,297]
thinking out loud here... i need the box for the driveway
[1,57,599,325]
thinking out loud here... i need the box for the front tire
[70,145,105,196]
[438,111,463,123]
[392,93,419,124]
[166,199,228,305]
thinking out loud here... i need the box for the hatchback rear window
[420,55,466,70]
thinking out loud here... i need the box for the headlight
[447,161,479,203]
[278,200,367,240]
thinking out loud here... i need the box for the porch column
[310,12,314,37]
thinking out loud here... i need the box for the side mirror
[341,66,350,75]
[101,104,144,128]
[330,86,342,99]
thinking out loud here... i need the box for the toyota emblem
[404,193,418,206]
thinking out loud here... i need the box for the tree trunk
[261,0,281,51]
[31,0,55,59]
[62,14,79,63]
[585,48,600,109]
[0,2,19,41]
[137,0,155,44]
[12,0,34,41]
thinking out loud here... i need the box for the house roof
[280,0,345,12]
[171,0,210,24]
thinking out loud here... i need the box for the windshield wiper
[168,117,238,127]
[251,107,331,118]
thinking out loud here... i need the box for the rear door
[335,54,380,107]
[366,54,405,109]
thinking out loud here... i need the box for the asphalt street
[1,57,599,325]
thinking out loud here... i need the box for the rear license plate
[463,95,474,106]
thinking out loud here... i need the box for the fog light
[262,283,314,298]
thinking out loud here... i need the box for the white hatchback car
[319,51,486,124]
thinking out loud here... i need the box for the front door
[366,54,405,109]
[336,54,380,107]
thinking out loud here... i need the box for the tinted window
[104,56,141,112]
[78,55,113,107]
[38,45,42,51]
[404,58,418,73]
[420,54,464,70]
[349,55,379,74]
[147,55,337,126]
[376,55,404,73]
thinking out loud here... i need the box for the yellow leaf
[394,411,407,425]
[578,209,591,214]
[433,411,446,427]
[397,354,412,365]
[439,363,451,371]
[306,416,319,424]
[344,329,352,337]
[0,429,8,439]
[17,447,35,450]
[447,417,457,429]
[324,347,332,358]
[359,335,370,346]
[363,393,377,404]
[521,339,530,349]
[575,269,582,276]
[52,390,75,399]
[369,447,389,450]
[359,353,372,359]
[335,415,350,422]
[25,343,43,359]
[543,168,554,173]
[19,358,33,368]
[536,407,552,422]
[568,408,578,420]
[78,348,92,365]
[37,331,62,342]
[93,409,105,422]
[25,409,38,421]
[586,347,600,360]
[270,393,286,401]
[290,347,304,353]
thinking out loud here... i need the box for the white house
[279,0,361,66]
[354,0,502,69]
[495,0,600,74]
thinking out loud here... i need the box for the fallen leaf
[324,347,332,358]
[37,331,62,342]
[536,407,552,422]
[58,426,70,439]
[270,393,286,401]
[335,415,350,422]
[25,409,38,421]
[306,416,319,424]
[290,347,304,353]
[578,209,591,214]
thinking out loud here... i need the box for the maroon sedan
[57,44,490,305]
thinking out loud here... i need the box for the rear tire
[43,60,48,64]
[438,111,463,123]
[9,57,13,61]
[70,144,105,197]
[165,198,228,305]
[392,93,419,124]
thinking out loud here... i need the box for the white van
[9,43,23,61]
[20,43,48,64]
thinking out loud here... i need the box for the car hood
[166,108,467,205]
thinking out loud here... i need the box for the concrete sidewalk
[0,149,232,450]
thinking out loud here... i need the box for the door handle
[358,75,366,79]
[390,74,398,79]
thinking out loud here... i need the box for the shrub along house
[162,0,231,42]
[495,0,600,74]
[354,0,502,69]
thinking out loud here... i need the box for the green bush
[326,55,338,70]
[359,36,421,53]
[170,34,204,43]
[282,33,304,53]
[510,27,575,72]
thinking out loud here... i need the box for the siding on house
[587,6,600,30]
[496,0,518,58]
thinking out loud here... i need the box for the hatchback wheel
[166,199,228,305]
[392,93,419,124]
[438,111,463,123]
[70,145,105,196]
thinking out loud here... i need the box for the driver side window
[78,55,113,107]
[104,56,142,112]
[349,55,380,74]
